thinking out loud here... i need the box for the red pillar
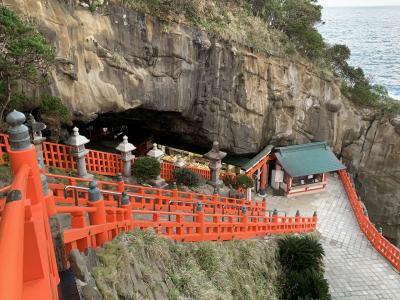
[260,159,267,196]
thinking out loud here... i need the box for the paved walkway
[266,174,400,300]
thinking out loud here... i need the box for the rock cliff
[5,0,400,245]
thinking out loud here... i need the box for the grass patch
[92,229,281,299]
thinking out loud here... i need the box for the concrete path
[266,174,400,300]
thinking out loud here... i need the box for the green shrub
[235,174,254,189]
[223,174,253,189]
[278,235,330,299]
[222,175,236,188]
[173,168,200,187]
[133,157,161,180]
[278,235,324,272]
[283,268,331,300]
[39,95,71,124]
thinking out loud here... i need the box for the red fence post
[196,202,205,241]
[121,192,133,231]
[87,181,108,247]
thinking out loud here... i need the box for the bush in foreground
[278,235,330,300]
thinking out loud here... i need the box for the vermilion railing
[86,148,123,175]
[61,207,317,256]
[0,141,59,300]
[161,162,212,181]
[42,141,76,171]
[339,170,400,271]
[1,134,226,182]
[46,173,267,216]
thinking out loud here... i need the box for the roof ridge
[276,141,328,153]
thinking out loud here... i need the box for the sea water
[319,6,400,100]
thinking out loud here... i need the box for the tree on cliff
[250,0,324,59]
[0,6,55,124]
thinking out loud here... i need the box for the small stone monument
[146,143,167,188]
[67,127,93,179]
[204,141,227,188]
[115,135,136,178]
[26,114,46,169]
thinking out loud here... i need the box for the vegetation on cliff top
[117,0,400,115]
[0,6,71,128]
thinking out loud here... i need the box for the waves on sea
[319,6,400,100]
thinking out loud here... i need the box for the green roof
[222,145,274,170]
[275,142,346,177]
[241,145,274,172]
[223,155,253,168]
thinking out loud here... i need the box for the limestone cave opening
[76,108,211,157]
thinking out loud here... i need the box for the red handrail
[46,173,267,215]
[0,164,29,300]
[61,205,317,257]
[339,170,400,271]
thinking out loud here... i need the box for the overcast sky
[319,0,400,7]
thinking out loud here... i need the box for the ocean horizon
[319,6,400,100]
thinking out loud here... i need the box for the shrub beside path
[267,174,400,299]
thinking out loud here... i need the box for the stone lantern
[116,135,136,178]
[67,127,92,179]
[26,114,46,169]
[204,141,227,188]
[147,143,167,188]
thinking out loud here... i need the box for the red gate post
[312,211,317,231]
[272,208,278,233]
[295,210,300,230]
[259,158,267,196]
[121,192,133,231]
[195,202,205,241]
[87,181,108,247]
[241,206,248,237]
[116,174,125,194]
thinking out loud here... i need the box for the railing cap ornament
[116,173,123,182]
[6,110,31,151]
[196,201,203,212]
[121,192,130,206]
[88,181,102,202]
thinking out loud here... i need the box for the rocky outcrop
[5,0,400,244]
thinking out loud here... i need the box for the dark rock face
[5,0,400,244]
